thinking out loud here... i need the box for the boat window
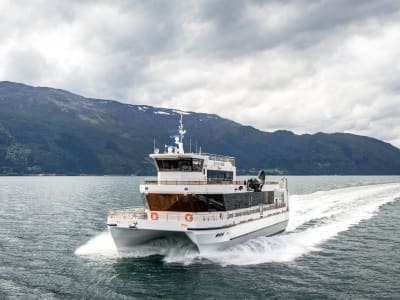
[156,158,204,172]
[266,191,274,204]
[156,159,179,171]
[192,158,204,172]
[223,192,269,210]
[207,170,233,182]
[146,191,274,212]
[178,159,192,171]
[146,193,225,212]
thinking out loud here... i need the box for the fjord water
[1,176,400,299]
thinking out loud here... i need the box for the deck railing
[143,178,282,186]
[108,207,147,220]
[201,153,236,166]
[108,202,287,224]
[144,179,246,185]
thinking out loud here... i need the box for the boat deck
[107,202,287,229]
[143,178,284,186]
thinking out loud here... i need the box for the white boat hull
[109,211,289,254]
[187,218,288,253]
[108,227,168,249]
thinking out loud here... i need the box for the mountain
[1,81,400,175]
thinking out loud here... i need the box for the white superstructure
[108,113,289,254]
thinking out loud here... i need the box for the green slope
[1,81,400,175]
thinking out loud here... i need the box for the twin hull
[109,210,289,254]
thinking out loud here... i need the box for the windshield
[155,158,204,172]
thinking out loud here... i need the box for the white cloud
[0,0,399,147]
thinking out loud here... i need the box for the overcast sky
[1,0,400,147]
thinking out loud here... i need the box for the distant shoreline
[1,174,400,177]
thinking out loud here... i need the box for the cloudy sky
[1,0,400,147]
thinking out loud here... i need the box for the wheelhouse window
[156,158,204,172]
[192,158,203,171]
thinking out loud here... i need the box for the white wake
[75,183,400,265]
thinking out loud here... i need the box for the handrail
[109,206,144,211]
[143,178,282,186]
[143,179,247,185]
[108,207,147,220]
[108,202,287,223]
[200,153,236,166]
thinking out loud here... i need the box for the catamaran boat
[107,113,289,254]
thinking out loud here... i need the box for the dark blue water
[1,176,399,299]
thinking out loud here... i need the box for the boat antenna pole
[175,111,186,154]
[153,138,159,154]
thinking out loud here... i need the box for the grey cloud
[193,0,400,57]
[0,0,399,147]
[4,49,51,84]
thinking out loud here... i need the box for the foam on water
[75,183,400,265]
[75,231,118,259]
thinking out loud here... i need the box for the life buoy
[150,212,158,220]
[185,213,193,222]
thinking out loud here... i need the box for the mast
[175,111,186,154]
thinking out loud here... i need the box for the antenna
[153,139,159,154]
[178,111,186,143]
[174,111,186,154]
